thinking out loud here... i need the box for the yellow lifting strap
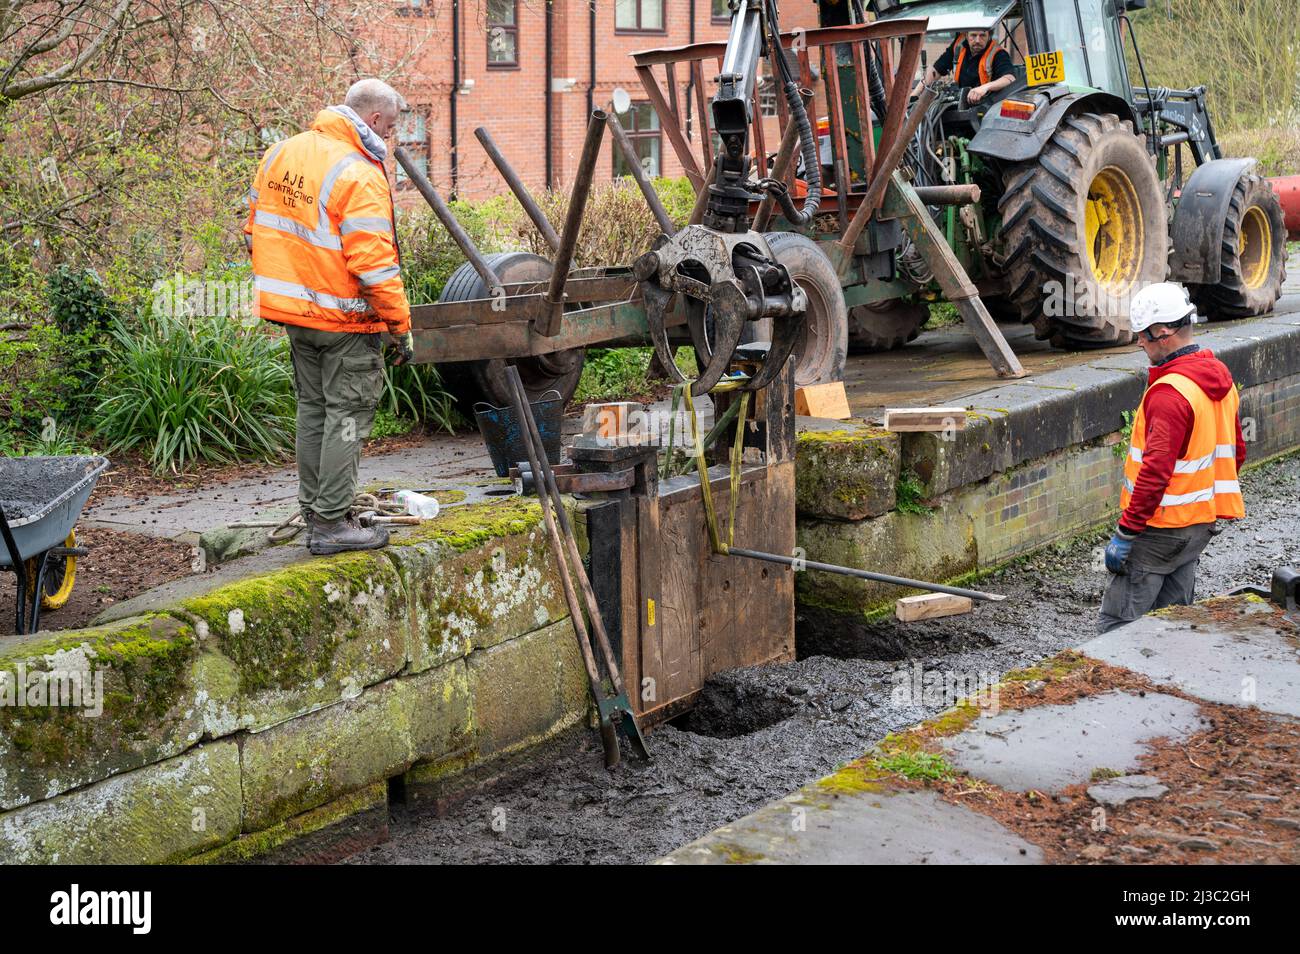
[679,381,750,556]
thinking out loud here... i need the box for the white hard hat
[1129,282,1197,335]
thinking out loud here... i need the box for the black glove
[386,331,414,366]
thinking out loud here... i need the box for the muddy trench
[343,453,1300,865]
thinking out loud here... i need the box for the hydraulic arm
[636,0,825,395]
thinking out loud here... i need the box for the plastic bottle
[392,490,440,519]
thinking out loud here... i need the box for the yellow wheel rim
[1085,166,1145,292]
[25,530,77,610]
[1239,205,1272,290]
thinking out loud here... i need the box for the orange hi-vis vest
[953,35,1001,86]
[245,108,410,335]
[1120,373,1245,528]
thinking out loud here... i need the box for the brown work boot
[301,510,316,548]
[308,514,389,555]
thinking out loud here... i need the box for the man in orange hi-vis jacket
[245,79,414,555]
[1098,282,1247,632]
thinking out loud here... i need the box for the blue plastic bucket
[473,390,563,478]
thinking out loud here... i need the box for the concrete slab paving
[941,690,1205,793]
[659,786,1043,865]
[656,597,1300,864]
[84,435,498,542]
[1080,610,1300,718]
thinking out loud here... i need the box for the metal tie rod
[727,547,1007,602]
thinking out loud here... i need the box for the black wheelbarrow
[0,455,108,635]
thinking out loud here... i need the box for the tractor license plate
[1026,50,1064,86]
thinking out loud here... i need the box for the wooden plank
[665,61,681,126]
[895,593,973,622]
[411,298,690,365]
[795,381,851,420]
[635,491,662,715]
[691,59,713,174]
[822,44,851,234]
[657,496,701,706]
[768,459,796,664]
[850,41,876,180]
[637,64,704,189]
[883,407,968,432]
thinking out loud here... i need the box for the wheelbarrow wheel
[25,530,77,610]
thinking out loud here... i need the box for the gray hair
[344,78,405,118]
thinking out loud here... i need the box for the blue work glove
[1104,527,1138,574]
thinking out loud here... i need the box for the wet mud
[348,453,1300,865]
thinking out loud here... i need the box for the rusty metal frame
[631,19,929,228]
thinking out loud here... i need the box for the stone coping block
[795,423,901,521]
[895,319,1300,498]
[0,498,570,816]
[0,614,234,811]
[0,741,241,864]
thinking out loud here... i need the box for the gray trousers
[1097,522,1216,633]
[285,325,384,522]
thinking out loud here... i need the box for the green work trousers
[285,324,384,522]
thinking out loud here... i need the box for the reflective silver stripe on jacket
[1157,487,1216,507]
[1130,443,1236,470]
[1172,451,1214,474]
[254,275,369,313]
[357,265,401,286]
[340,216,393,236]
[253,211,343,250]
[318,153,366,230]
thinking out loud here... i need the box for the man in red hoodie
[1098,283,1247,632]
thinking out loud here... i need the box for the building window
[613,103,661,178]
[711,0,732,24]
[397,0,427,16]
[395,108,429,185]
[758,76,778,117]
[487,0,518,68]
[616,0,664,33]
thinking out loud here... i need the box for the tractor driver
[916,28,1015,104]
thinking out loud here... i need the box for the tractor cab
[871,0,1139,102]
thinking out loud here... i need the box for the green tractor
[862,0,1287,349]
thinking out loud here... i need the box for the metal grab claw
[635,225,807,396]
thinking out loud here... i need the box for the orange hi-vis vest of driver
[953,34,1001,86]
[245,107,410,335]
[1120,373,1245,528]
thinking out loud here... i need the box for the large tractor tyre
[998,112,1168,349]
[845,299,929,352]
[756,231,848,386]
[1188,174,1287,319]
[437,253,586,410]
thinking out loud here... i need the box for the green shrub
[924,301,960,330]
[896,469,933,515]
[370,407,414,441]
[381,361,460,433]
[517,177,695,268]
[94,313,296,473]
[46,266,118,337]
[0,321,99,440]
[397,196,519,305]
[575,348,655,403]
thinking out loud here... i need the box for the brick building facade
[388,0,822,202]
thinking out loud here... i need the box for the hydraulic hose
[763,0,820,227]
